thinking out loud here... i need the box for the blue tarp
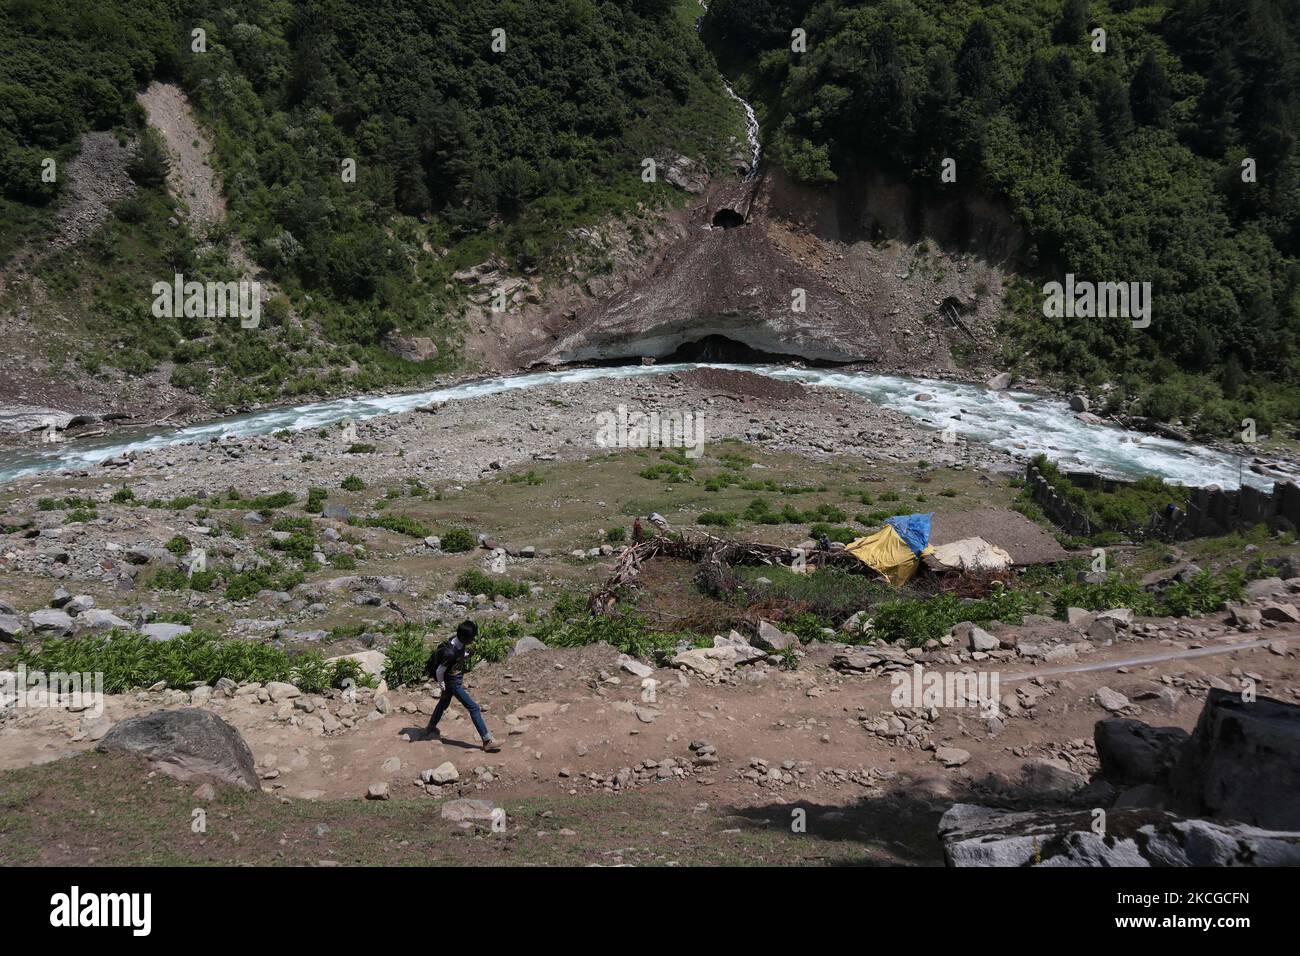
[884,513,933,555]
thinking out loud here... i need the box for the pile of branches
[588,530,868,615]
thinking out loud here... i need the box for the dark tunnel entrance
[711,208,746,229]
[662,334,807,364]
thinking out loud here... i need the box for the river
[0,363,1276,490]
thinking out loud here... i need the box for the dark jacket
[428,636,469,684]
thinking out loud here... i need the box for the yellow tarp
[844,526,931,587]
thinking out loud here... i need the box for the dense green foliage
[17,629,371,693]
[707,0,1300,434]
[1026,453,1190,537]
[1,0,737,403]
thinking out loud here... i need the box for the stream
[0,363,1276,490]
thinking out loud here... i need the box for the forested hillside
[0,0,736,405]
[705,0,1300,438]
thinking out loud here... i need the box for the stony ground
[2,370,1299,865]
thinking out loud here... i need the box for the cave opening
[661,334,808,364]
[711,208,746,229]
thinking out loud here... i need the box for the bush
[441,527,475,552]
[356,513,431,538]
[382,630,431,687]
[111,487,135,504]
[698,511,736,527]
[16,630,376,695]
[873,588,1036,647]
[341,475,365,491]
[808,523,858,544]
[456,569,530,599]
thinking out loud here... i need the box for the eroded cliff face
[526,166,1018,374]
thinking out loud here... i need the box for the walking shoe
[482,738,501,753]
[424,727,441,741]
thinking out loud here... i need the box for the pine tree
[1096,73,1134,146]
[1131,52,1172,127]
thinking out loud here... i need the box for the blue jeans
[427,675,491,742]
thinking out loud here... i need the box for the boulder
[509,636,547,658]
[1170,690,1300,830]
[0,614,22,642]
[1095,718,1190,787]
[1019,758,1087,796]
[935,746,971,768]
[440,798,499,823]
[266,681,301,702]
[96,709,259,790]
[1259,601,1300,624]
[423,761,459,785]
[325,650,388,677]
[1095,686,1130,712]
[75,608,130,631]
[29,608,73,635]
[754,620,797,652]
[140,622,191,642]
[616,654,653,678]
[381,331,440,363]
[986,372,1012,391]
[938,803,1300,867]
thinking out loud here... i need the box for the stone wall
[1025,464,1300,540]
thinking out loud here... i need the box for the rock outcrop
[97,708,260,790]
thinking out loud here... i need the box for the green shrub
[382,631,431,687]
[110,487,136,504]
[357,513,431,538]
[873,588,1036,647]
[441,527,475,552]
[698,511,736,527]
[505,469,544,485]
[18,630,380,696]
[809,523,858,544]
[456,568,530,599]
[341,475,366,491]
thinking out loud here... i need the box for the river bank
[0,363,1293,493]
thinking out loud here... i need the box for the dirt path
[5,624,1296,817]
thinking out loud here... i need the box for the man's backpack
[425,639,457,679]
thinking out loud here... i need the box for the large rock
[1170,690,1300,829]
[325,650,387,677]
[381,331,440,363]
[1095,718,1189,787]
[440,799,499,823]
[509,637,547,658]
[939,803,1300,867]
[141,622,192,642]
[75,608,131,631]
[96,709,259,790]
[29,608,73,635]
[754,620,797,652]
[0,614,22,642]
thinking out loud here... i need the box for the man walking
[424,620,501,752]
